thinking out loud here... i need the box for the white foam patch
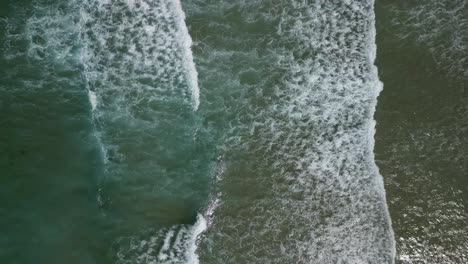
[171,0,200,110]
[75,0,203,180]
[185,214,207,264]
[114,214,207,264]
[76,1,205,261]
[3,2,81,70]
[88,90,97,111]
[79,0,200,116]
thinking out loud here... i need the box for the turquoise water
[1,0,466,263]
[1,1,213,263]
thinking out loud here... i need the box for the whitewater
[187,0,396,263]
[0,0,395,263]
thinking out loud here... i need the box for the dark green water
[0,1,104,262]
[0,0,466,263]
[1,0,213,263]
[375,0,468,263]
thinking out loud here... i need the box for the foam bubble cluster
[77,1,206,262]
[2,1,81,73]
[79,0,199,114]
[114,214,207,264]
[186,0,395,262]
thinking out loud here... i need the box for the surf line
[79,0,206,262]
[170,0,200,111]
[369,0,396,261]
[81,0,200,112]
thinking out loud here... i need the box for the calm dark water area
[0,0,466,263]
[375,0,468,263]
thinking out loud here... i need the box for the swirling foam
[185,0,395,263]
[114,214,207,264]
[79,0,199,114]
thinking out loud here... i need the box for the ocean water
[185,1,394,263]
[0,0,466,263]
[375,0,468,263]
[1,1,212,263]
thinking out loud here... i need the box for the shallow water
[1,1,212,263]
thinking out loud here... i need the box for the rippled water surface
[375,0,468,263]
[0,0,466,263]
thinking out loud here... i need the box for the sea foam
[187,0,396,262]
[113,214,207,264]
[78,0,205,262]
